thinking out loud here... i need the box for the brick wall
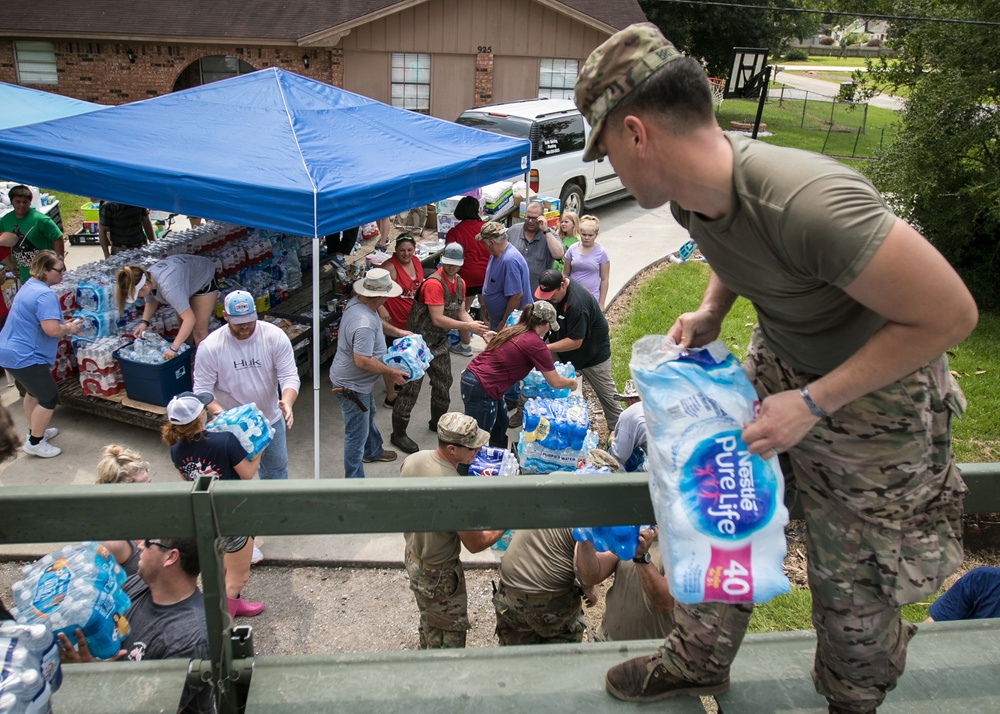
[0,40,343,104]
[475,51,493,107]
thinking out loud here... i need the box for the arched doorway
[173,55,257,91]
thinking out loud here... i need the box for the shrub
[819,35,835,46]
[865,37,883,48]
[784,48,809,61]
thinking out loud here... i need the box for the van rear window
[455,113,532,140]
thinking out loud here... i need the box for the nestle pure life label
[630,336,790,605]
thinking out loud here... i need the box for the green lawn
[748,586,935,633]
[716,95,900,158]
[46,188,89,233]
[779,57,871,68]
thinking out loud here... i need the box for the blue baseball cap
[224,290,257,324]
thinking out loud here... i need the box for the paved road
[773,69,904,112]
[1,199,690,564]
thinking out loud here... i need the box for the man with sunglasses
[58,538,213,714]
[400,412,506,648]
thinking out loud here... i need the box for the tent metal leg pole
[313,234,321,480]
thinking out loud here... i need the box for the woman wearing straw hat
[329,268,410,479]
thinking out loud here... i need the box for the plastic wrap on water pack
[571,460,643,561]
[382,335,433,382]
[10,542,131,661]
[206,403,275,460]
[630,336,789,605]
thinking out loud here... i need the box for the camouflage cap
[476,221,506,242]
[575,22,682,161]
[438,412,490,449]
[530,299,559,332]
[583,448,624,472]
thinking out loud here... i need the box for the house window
[538,59,578,100]
[14,41,58,85]
[391,53,430,114]
[198,55,256,85]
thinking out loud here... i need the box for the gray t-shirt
[149,254,217,316]
[671,133,896,375]
[329,296,385,393]
[122,575,213,714]
[507,222,558,290]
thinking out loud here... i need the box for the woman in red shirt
[445,196,489,356]
[380,236,423,332]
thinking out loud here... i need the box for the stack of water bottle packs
[382,335,433,382]
[518,395,598,474]
[0,621,61,714]
[206,403,274,460]
[49,336,77,385]
[522,362,576,400]
[468,445,520,477]
[10,543,132,665]
[76,336,131,397]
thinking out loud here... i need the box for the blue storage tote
[113,347,193,407]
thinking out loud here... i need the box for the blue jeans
[336,390,383,479]
[460,371,508,448]
[257,418,288,480]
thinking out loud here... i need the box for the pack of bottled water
[116,333,190,364]
[630,336,789,605]
[0,622,62,697]
[518,396,598,473]
[521,362,576,399]
[572,525,643,561]
[468,446,520,477]
[490,530,514,552]
[75,278,116,313]
[504,309,521,328]
[0,631,55,714]
[71,309,119,342]
[206,403,274,460]
[76,336,131,374]
[49,282,77,318]
[382,335,433,382]
[50,339,77,384]
[10,542,131,662]
[446,329,461,349]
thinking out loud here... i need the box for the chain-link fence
[716,86,900,160]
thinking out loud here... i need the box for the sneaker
[449,343,473,357]
[23,439,62,458]
[363,450,397,463]
[605,652,729,703]
[251,545,264,565]
[508,406,523,429]
[26,429,59,443]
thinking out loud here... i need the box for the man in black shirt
[99,202,156,257]
[535,269,622,430]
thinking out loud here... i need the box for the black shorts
[193,276,221,296]
[465,284,483,297]
[10,363,59,409]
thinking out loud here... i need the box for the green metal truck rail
[2,465,999,713]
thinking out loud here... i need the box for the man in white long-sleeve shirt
[194,290,300,480]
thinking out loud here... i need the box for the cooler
[113,347,193,406]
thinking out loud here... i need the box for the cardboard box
[518,195,561,218]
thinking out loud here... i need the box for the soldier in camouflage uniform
[573,23,977,713]
[401,412,505,648]
[391,243,491,453]
[493,528,587,645]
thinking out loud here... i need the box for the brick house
[0,0,646,121]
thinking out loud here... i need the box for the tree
[858,1,1000,309]
[639,0,821,77]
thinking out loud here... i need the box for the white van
[455,98,629,215]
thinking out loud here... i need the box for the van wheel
[560,183,584,215]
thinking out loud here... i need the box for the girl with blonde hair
[95,444,151,575]
[562,214,610,310]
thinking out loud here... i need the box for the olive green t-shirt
[401,450,462,564]
[671,133,896,375]
[499,528,576,593]
[598,539,674,642]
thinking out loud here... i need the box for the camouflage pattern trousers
[659,329,967,712]
[404,552,469,649]
[493,583,586,645]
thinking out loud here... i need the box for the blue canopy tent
[0,68,530,477]
[0,82,105,130]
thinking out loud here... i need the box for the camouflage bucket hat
[583,448,623,472]
[575,22,682,161]
[476,221,506,242]
[438,412,490,449]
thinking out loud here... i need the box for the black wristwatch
[632,552,651,565]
